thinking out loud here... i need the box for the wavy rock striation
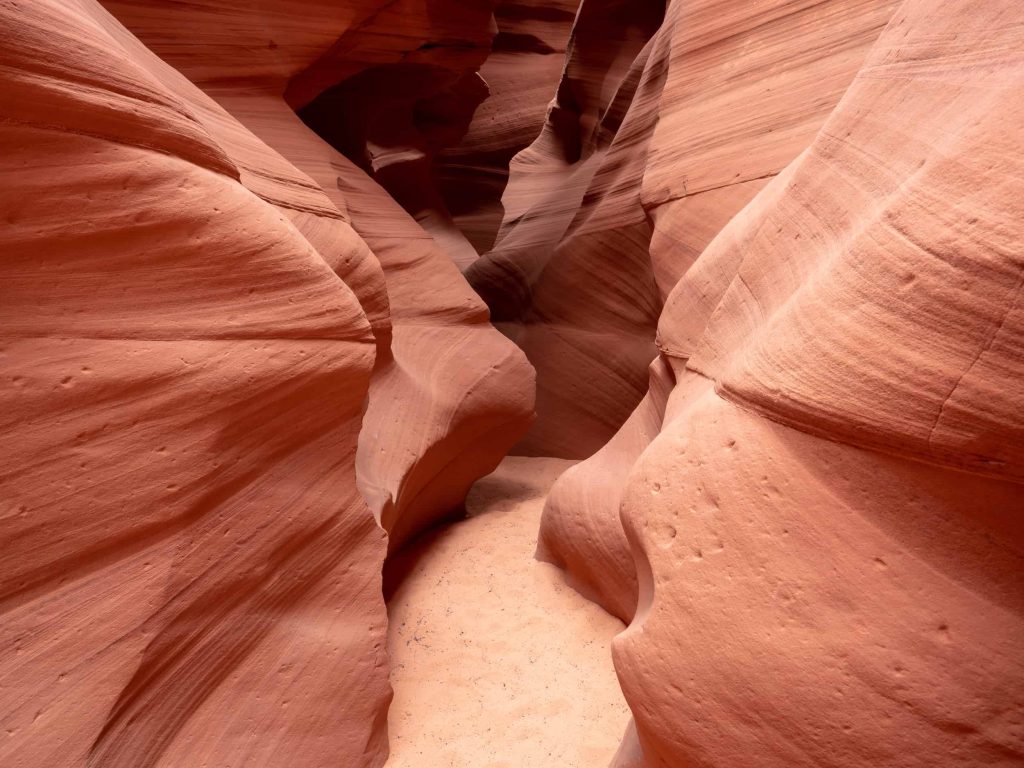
[535,0,901,620]
[534,0,1024,765]
[0,2,389,766]
[432,0,578,258]
[103,0,536,552]
[1,0,534,766]
[472,0,899,458]
[3,0,1023,766]
[297,0,577,270]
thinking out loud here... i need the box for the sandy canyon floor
[384,457,631,767]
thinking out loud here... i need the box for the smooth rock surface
[433,0,578,257]
[0,2,390,767]
[4,0,1023,767]
[533,1,1024,765]
[104,0,537,552]
[473,0,898,458]
[2,1,534,766]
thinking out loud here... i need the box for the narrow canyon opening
[289,3,661,760]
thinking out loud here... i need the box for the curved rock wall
[3,0,1022,766]
[537,0,901,620]
[433,0,578,256]
[0,2,390,766]
[473,0,898,458]
[295,0,577,269]
[103,0,537,551]
[537,0,1024,764]
[1,0,534,765]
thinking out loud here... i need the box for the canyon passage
[1,1,1022,767]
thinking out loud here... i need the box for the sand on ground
[384,456,632,768]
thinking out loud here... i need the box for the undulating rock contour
[535,0,1024,765]
[2,0,1022,766]
[0,3,390,766]
[2,0,535,765]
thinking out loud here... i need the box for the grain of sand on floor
[384,456,632,767]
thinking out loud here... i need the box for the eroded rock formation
[2,0,1022,766]
[1,3,389,766]
[472,0,900,458]
[536,0,1024,765]
[2,0,533,765]
[432,0,578,257]
[102,0,536,552]
[534,0,903,619]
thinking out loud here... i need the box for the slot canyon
[1,0,1022,766]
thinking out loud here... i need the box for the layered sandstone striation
[0,2,389,766]
[3,0,1023,767]
[536,0,902,621]
[296,0,576,269]
[472,0,900,458]
[103,0,536,552]
[432,0,578,257]
[2,0,534,766]
[534,0,1024,765]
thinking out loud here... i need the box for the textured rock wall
[535,0,1024,765]
[297,0,577,269]
[1,0,534,765]
[433,0,578,257]
[0,2,389,766]
[102,0,537,551]
[4,0,1023,766]
[537,0,901,620]
[468,0,667,458]
[472,0,899,458]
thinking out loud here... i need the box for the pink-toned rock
[538,0,1024,765]
[2,0,534,765]
[536,0,900,623]
[336,162,536,549]
[5,0,1023,766]
[617,380,1023,767]
[473,0,897,458]
[537,357,674,621]
[104,0,537,551]
[433,0,578,256]
[292,0,576,268]
[0,2,389,766]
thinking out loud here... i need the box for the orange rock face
[535,0,1024,765]
[0,3,389,766]
[472,0,899,458]
[433,0,578,257]
[3,0,1023,766]
[102,0,537,553]
[2,0,532,765]
[536,0,901,620]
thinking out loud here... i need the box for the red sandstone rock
[4,0,1023,766]
[536,0,900,620]
[1,0,533,765]
[103,0,537,551]
[0,2,389,766]
[537,0,1024,765]
[473,0,898,458]
[433,0,578,257]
